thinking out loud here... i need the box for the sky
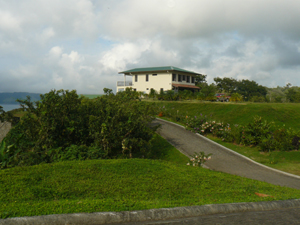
[1,0,300,94]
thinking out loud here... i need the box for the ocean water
[0,104,21,112]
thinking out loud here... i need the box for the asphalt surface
[154,118,300,189]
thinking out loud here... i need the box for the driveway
[153,118,300,189]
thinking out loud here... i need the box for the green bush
[239,116,273,146]
[0,89,158,168]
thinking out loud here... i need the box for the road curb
[1,199,300,225]
[155,118,300,180]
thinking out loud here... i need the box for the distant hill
[0,92,41,104]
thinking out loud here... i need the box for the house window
[178,75,182,82]
[160,88,164,92]
[182,75,186,81]
[152,74,157,76]
[135,75,138,82]
[146,88,149,90]
[172,73,176,81]
[146,74,149,82]
[187,76,190,83]
[191,76,195,83]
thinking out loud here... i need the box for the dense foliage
[214,77,267,101]
[0,89,157,168]
[266,85,300,103]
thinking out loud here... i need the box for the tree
[197,83,217,101]
[103,88,113,95]
[149,88,157,99]
[213,77,237,94]
[286,88,300,103]
[195,74,207,85]
[236,79,267,101]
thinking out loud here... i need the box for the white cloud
[1,0,300,94]
[0,10,21,33]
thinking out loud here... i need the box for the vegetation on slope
[0,89,157,168]
[1,135,300,219]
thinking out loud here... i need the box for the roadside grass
[207,135,300,176]
[153,101,300,130]
[2,134,300,219]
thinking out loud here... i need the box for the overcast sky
[1,0,300,94]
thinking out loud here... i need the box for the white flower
[187,163,190,166]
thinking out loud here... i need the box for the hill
[0,92,41,104]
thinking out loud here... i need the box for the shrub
[230,93,243,102]
[0,89,158,168]
[239,116,273,146]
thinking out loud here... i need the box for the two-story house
[117,66,201,94]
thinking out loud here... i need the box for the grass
[207,134,300,176]
[1,134,300,219]
[153,101,300,131]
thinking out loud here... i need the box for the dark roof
[172,84,200,89]
[119,66,201,75]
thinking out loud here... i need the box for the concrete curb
[1,199,300,225]
[155,118,300,180]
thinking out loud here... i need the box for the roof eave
[119,69,200,75]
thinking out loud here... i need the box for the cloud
[1,0,300,94]
[0,10,21,33]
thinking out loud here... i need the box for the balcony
[117,81,132,87]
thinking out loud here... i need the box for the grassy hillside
[153,101,300,131]
[1,135,300,219]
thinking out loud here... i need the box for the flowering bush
[187,151,212,167]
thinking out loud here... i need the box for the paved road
[153,119,300,189]
[120,207,300,225]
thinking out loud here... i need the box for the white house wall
[132,73,172,94]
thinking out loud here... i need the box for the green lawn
[153,101,300,131]
[1,135,300,219]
